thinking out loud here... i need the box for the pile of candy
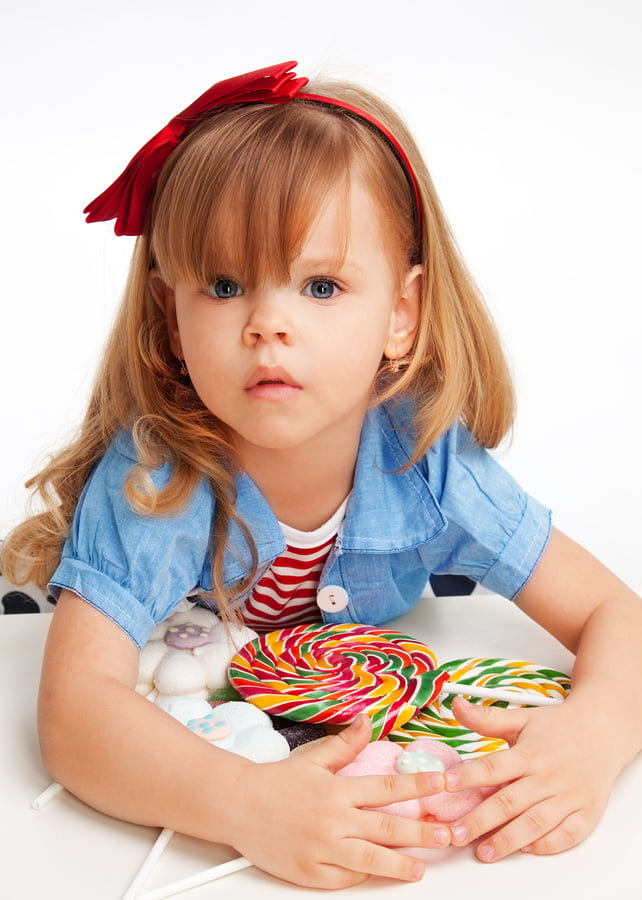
[229,622,572,757]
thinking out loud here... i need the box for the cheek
[325,304,392,355]
[179,311,234,367]
[319,333,388,390]
[180,329,236,413]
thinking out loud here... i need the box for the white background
[1,0,640,592]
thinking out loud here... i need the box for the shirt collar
[339,403,446,551]
[223,401,447,583]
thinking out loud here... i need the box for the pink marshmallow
[407,738,496,820]
[337,737,496,822]
[338,741,423,818]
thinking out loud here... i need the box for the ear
[148,269,181,358]
[384,264,422,361]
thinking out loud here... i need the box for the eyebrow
[294,254,365,276]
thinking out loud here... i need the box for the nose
[242,288,294,347]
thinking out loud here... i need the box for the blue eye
[304,279,340,301]
[208,277,242,299]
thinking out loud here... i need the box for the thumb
[299,714,373,772]
[451,697,529,746]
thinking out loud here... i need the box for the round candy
[228,623,447,740]
[389,657,571,756]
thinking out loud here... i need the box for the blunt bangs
[148,96,417,290]
[148,102,363,289]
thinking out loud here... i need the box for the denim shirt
[50,402,551,648]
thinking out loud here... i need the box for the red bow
[83,61,308,236]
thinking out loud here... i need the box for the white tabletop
[3,594,641,900]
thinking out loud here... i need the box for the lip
[244,366,302,399]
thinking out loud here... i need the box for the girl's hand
[444,697,620,862]
[226,714,451,889]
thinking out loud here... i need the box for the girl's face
[153,179,421,467]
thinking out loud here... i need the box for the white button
[316,585,349,613]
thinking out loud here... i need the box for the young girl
[2,61,641,890]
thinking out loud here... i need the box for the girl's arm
[39,590,449,889]
[443,526,642,861]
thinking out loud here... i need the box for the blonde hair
[1,78,515,616]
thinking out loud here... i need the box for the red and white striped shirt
[242,500,347,633]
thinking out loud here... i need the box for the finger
[520,809,592,857]
[306,867,367,891]
[451,697,530,744]
[348,768,445,809]
[450,776,549,848]
[358,808,451,850]
[301,714,373,772]
[473,797,586,863]
[336,839,426,884]
[445,744,527,794]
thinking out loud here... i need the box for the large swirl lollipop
[389,656,572,756]
[228,623,449,739]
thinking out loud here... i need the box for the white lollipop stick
[31,780,65,809]
[137,855,253,900]
[443,681,564,706]
[122,827,175,899]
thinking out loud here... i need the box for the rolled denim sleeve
[423,423,552,599]
[49,432,214,647]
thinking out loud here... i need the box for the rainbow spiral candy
[389,657,572,756]
[229,623,448,740]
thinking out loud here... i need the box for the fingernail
[433,827,449,847]
[350,714,368,730]
[411,862,425,881]
[521,844,533,854]
[445,771,460,789]
[452,824,468,844]
[478,843,495,862]
[428,772,444,791]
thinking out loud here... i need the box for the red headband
[83,61,422,262]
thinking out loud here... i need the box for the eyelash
[203,276,344,302]
[205,277,243,300]
[302,278,343,301]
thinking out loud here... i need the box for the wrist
[202,749,257,846]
